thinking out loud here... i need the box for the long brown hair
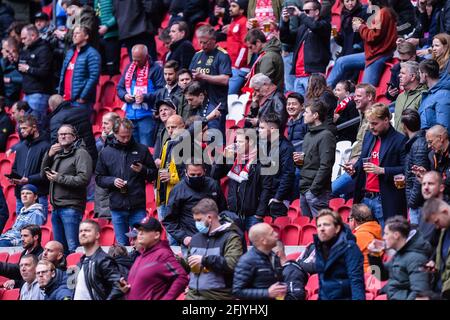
[306,73,334,100]
[432,33,450,71]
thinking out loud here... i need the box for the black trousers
[99,37,121,76]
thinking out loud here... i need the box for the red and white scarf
[227,148,258,183]
[125,60,150,98]
[334,95,354,114]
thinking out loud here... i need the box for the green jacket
[94,0,119,39]
[256,37,285,91]
[393,84,428,132]
[436,228,450,299]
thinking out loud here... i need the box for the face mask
[195,220,209,234]
[187,175,205,189]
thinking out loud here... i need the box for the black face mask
[187,175,205,190]
[24,134,34,142]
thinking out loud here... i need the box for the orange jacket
[353,221,383,272]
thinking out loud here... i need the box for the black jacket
[428,147,450,198]
[335,3,366,56]
[49,101,97,166]
[12,135,50,198]
[335,99,359,143]
[167,39,196,70]
[95,137,157,211]
[0,3,14,40]
[183,0,209,30]
[283,260,308,300]
[253,90,288,130]
[18,38,53,94]
[287,115,307,152]
[0,110,13,152]
[280,14,331,75]
[299,123,336,195]
[163,176,227,244]
[405,130,430,209]
[320,91,338,130]
[389,0,417,35]
[271,137,296,201]
[232,247,284,299]
[78,247,124,300]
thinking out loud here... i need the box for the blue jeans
[52,208,83,254]
[241,215,263,232]
[24,93,50,131]
[331,173,355,200]
[300,190,331,218]
[157,204,178,246]
[409,208,421,226]
[283,52,296,93]
[362,195,384,229]
[294,167,301,200]
[72,101,94,123]
[294,76,309,96]
[229,68,248,95]
[0,239,14,247]
[132,116,156,147]
[16,195,49,219]
[111,208,147,245]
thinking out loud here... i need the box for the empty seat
[40,225,53,246]
[292,216,311,227]
[0,252,8,262]
[329,198,345,211]
[66,252,83,267]
[7,252,21,265]
[282,224,302,245]
[100,225,116,246]
[374,294,387,300]
[300,224,317,246]
[338,206,351,223]
[1,288,20,300]
[273,216,291,229]
[269,224,282,237]
[305,274,319,297]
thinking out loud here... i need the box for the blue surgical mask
[195,220,209,234]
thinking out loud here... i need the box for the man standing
[152,60,182,109]
[117,44,164,147]
[299,100,336,218]
[232,223,287,299]
[19,254,44,300]
[346,104,408,228]
[58,25,101,110]
[18,24,53,123]
[119,217,189,300]
[95,118,157,246]
[153,100,179,168]
[41,124,93,254]
[167,21,196,70]
[74,219,123,300]
[189,24,232,111]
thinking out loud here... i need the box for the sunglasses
[304,9,315,14]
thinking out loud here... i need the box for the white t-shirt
[73,265,92,300]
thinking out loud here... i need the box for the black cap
[34,12,50,21]
[230,0,249,12]
[155,99,177,115]
[133,216,162,232]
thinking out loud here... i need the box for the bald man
[41,241,66,271]
[232,223,288,300]
[117,44,164,147]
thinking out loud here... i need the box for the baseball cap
[155,99,177,114]
[230,0,249,12]
[34,12,50,21]
[21,184,38,194]
[125,228,138,238]
[133,216,162,232]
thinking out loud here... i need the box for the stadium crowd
[0,0,449,301]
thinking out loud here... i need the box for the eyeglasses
[58,132,74,137]
[304,9,315,14]
[36,270,51,276]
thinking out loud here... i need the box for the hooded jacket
[393,83,428,132]
[368,230,433,300]
[126,240,189,300]
[419,74,450,130]
[352,221,383,272]
[95,137,157,211]
[41,139,93,212]
[0,58,22,106]
[255,37,284,91]
[287,114,307,152]
[314,225,366,300]
[44,269,73,300]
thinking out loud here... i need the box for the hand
[11,177,28,185]
[124,94,135,103]
[192,71,205,81]
[246,117,258,127]
[342,163,355,175]
[4,77,10,84]
[214,6,225,17]
[387,86,399,98]
[76,98,86,104]
[352,18,363,32]
[114,178,127,189]
[221,24,230,33]
[247,18,258,29]
[3,279,15,289]
[421,260,436,273]
[363,162,384,175]
[118,277,131,293]
[45,170,58,182]
[281,8,290,22]
[411,165,427,181]
[268,282,288,299]
[416,48,430,57]
[406,38,420,46]
[396,37,406,46]
[154,159,161,168]
[48,143,62,157]
[98,25,108,36]
[224,144,236,158]
[269,198,281,204]
[293,152,302,164]
[54,29,66,40]
[187,255,203,268]
[159,170,170,183]
[5,149,14,157]
[183,236,192,247]
[333,113,340,123]
[130,162,143,173]
[135,94,144,104]
[206,105,222,121]
[18,63,30,73]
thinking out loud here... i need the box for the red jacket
[358,8,397,66]
[226,15,249,69]
[126,240,188,300]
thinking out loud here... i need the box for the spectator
[107,244,134,279]
[1,36,22,106]
[119,217,189,300]
[176,68,194,121]
[244,28,284,92]
[183,0,209,36]
[247,73,287,129]
[367,215,433,300]
[36,260,73,300]
[333,80,359,143]
[167,21,196,70]
[19,254,44,300]
[41,124,93,254]
[189,25,232,111]
[0,0,14,40]
[153,101,178,167]
[280,1,331,95]
[422,197,450,299]
[158,27,171,63]
[167,0,185,25]
[58,25,101,111]
[348,203,382,272]
[0,96,13,152]
[18,24,53,124]
[74,219,123,300]
[247,0,283,34]
[393,61,428,132]
[431,33,450,74]
[424,125,450,196]
[259,113,295,219]
[10,101,31,131]
[10,115,50,216]
[232,223,287,300]
[95,0,120,76]
[346,103,408,228]
[299,100,336,218]
[117,44,164,147]
[225,0,249,95]
[95,118,157,246]
[314,209,365,300]
[125,228,141,262]
[437,0,450,35]
[327,0,397,87]
[401,109,430,226]
[33,12,52,37]
[163,162,227,252]
[42,240,67,271]
[6,21,26,45]
[388,0,417,36]
[48,94,97,166]
[152,60,182,111]
[0,185,46,247]
[305,73,337,128]
[186,198,244,300]
[273,240,308,300]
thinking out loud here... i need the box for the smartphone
[4,172,21,179]
[287,6,296,15]
[44,167,52,172]
[338,164,346,168]
[387,82,397,88]
[132,160,140,166]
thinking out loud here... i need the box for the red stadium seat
[338,205,351,223]
[100,225,116,246]
[365,292,375,300]
[300,224,317,246]
[345,198,353,207]
[0,252,8,262]
[308,293,319,300]
[273,216,291,229]
[286,252,301,261]
[287,207,300,220]
[305,274,319,297]
[282,224,302,245]
[225,119,236,129]
[6,134,19,150]
[328,198,345,211]
[374,294,387,300]
[0,288,19,300]
[292,216,311,227]
[270,224,282,237]
[0,158,13,175]
[0,276,9,287]
[40,225,53,246]
[7,252,21,265]
[67,252,83,267]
